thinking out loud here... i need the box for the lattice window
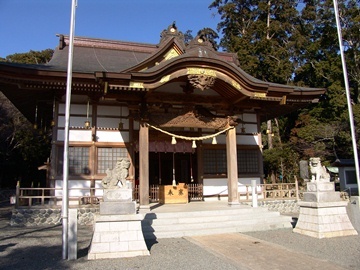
[97,147,128,174]
[237,150,259,173]
[203,149,227,175]
[203,148,259,175]
[57,147,90,175]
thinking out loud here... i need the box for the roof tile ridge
[57,34,158,53]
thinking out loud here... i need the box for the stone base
[293,200,358,238]
[100,201,136,215]
[88,214,150,260]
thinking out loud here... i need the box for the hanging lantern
[85,98,90,128]
[171,136,177,145]
[212,137,217,145]
[84,120,90,128]
[34,104,38,129]
[192,140,197,148]
[172,152,176,187]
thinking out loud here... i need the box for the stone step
[143,207,269,219]
[141,207,292,239]
[142,210,283,226]
[143,219,291,239]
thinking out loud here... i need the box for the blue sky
[0,0,221,58]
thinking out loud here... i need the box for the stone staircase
[141,206,293,239]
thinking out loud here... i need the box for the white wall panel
[55,180,91,197]
[203,177,261,196]
[97,117,129,129]
[97,105,129,116]
[96,130,129,142]
[236,134,258,145]
[69,130,92,142]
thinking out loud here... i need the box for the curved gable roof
[0,24,326,123]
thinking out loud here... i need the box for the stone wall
[242,200,300,214]
[10,207,99,226]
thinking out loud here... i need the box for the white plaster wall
[235,123,258,134]
[203,177,261,197]
[202,134,258,145]
[95,180,104,196]
[58,103,90,115]
[70,130,92,141]
[236,135,258,145]
[96,130,129,143]
[97,105,129,116]
[97,117,129,129]
[57,129,93,142]
[55,180,91,197]
[58,116,90,128]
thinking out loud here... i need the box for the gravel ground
[1,205,360,270]
[244,227,360,270]
[0,205,239,270]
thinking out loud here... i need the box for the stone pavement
[187,233,346,270]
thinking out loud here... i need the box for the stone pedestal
[88,188,149,259]
[100,189,136,215]
[294,182,357,238]
[88,214,149,260]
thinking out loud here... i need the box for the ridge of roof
[57,34,158,53]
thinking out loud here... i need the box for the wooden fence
[15,183,204,208]
[238,182,304,202]
[14,181,303,208]
[15,186,101,208]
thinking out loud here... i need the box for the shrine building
[0,24,325,207]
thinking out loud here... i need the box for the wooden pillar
[128,114,135,183]
[139,122,149,208]
[226,127,239,205]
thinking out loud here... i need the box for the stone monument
[88,158,150,259]
[293,157,358,238]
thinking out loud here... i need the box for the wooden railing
[15,183,204,208]
[238,182,304,202]
[15,185,102,208]
[15,181,303,208]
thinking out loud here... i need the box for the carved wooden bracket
[187,74,216,91]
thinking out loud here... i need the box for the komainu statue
[309,157,330,182]
[101,158,131,189]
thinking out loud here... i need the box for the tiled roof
[47,39,154,73]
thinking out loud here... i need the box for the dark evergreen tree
[210,0,360,181]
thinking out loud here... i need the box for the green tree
[197,27,220,50]
[210,0,360,182]
[1,49,53,64]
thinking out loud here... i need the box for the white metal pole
[333,0,360,196]
[62,0,77,260]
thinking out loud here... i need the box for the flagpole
[333,0,360,196]
[62,0,77,260]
